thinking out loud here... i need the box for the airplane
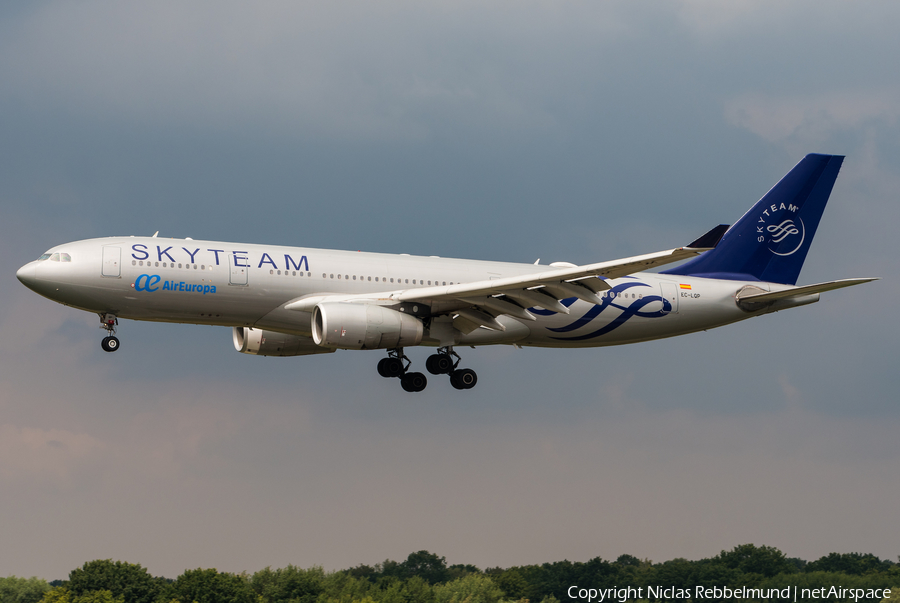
[16,153,877,392]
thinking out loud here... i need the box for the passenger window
[132,260,136,265]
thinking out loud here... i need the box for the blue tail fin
[662,153,844,285]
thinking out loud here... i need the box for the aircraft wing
[285,226,726,333]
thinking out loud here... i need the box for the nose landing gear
[99,313,120,352]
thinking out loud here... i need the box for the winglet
[686,224,729,249]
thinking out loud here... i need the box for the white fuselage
[16,236,799,350]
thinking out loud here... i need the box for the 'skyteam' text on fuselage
[17,154,877,392]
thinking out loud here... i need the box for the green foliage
[806,553,894,575]
[0,576,51,603]
[67,560,163,603]
[393,551,450,585]
[38,588,123,603]
[316,572,377,603]
[432,575,503,603]
[16,546,900,603]
[446,566,480,582]
[715,543,798,577]
[377,575,435,603]
[165,568,255,603]
[488,568,527,601]
[249,565,324,603]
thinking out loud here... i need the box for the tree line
[1,545,897,603]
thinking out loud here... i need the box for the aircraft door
[660,282,678,314]
[229,254,249,286]
[101,246,121,277]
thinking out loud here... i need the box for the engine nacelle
[311,302,423,350]
[233,327,335,357]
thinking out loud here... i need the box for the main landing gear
[377,349,427,392]
[99,313,120,352]
[378,347,477,393]
[426,347,477,390]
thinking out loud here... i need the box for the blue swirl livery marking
[544,281,671,341]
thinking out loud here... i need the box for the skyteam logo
[756,202,805,256]
[767,218,805,256]
[133,274,217,294]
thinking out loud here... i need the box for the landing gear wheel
[382,357,404,378]
[450,368,477,390]
[449,371,465,390]
[377,358,391,377]
[400,372,427,392]
[101,336,120,352]
[425,353,454,375]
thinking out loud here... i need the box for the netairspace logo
[567,585,892,602]
[133,274,217,295]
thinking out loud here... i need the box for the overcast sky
[1,0,898,581]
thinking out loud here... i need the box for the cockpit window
[38,253,51,261]
[60,253,71,262]
[50,253,60,261]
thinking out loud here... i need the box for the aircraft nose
[16,263,37,288]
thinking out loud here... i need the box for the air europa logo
[133,274,217,294]
[134,274,160,292]
[756,202,805,256]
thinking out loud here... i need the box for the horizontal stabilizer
[737,278,878,305]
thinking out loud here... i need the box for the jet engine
[233,327,335,357]
[311,302,423,350]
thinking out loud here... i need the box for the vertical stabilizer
[662,154,844,285]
